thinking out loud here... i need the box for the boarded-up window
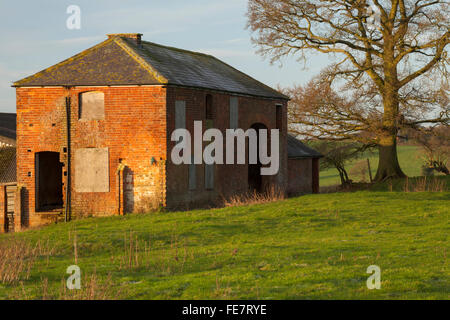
[230,97,238,129]
[79,91,105,120]
[205,164,214,190]
[276,104,282,130]
[74,147,109,192]
[175,100,186,130]
[189,155,196,190]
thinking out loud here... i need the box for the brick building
[287,135,322,195]
[11,33,319,230]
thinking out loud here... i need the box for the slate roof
[13,35,288,100]
[0,147,16,183]
[287,134,323,159]
[13,40,161,87]
[0,113,16,142]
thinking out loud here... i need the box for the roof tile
[14,35,288,100]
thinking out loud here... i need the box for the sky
[0,0,330,113]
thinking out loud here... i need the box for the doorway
[248,123,268,193]
[35,152,63,211]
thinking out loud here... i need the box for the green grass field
[0,177,448,300]
[320,145,425,186]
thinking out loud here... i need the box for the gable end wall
[16,86,167,228]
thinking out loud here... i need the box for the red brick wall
[165,87,288,208]
[287,158,313,196]
[16,84,288,227]
[16,86,167,228]
[312,158,320,194]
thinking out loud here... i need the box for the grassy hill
[320,145,426,187]
[0,177,448,300]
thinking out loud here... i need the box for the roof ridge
[113,37,168,84]
[13,37,116,87]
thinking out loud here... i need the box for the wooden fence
[0,183,21,233]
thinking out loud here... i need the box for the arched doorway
[248,123,268,193]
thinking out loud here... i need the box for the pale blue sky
[0,0,329,112]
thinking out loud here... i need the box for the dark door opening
[35,152,63,211]
[248,123,267,193]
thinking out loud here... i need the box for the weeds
[403,176,447,192]
[10,271,121,300]
[223,185,285,207]
[112,230,192,276]
[0,237,55,285]
[58,271,120,300]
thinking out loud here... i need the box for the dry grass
[5,232,120,300]
[0,237,55,285]
[223,185,285,207]
[57,271,120,300]
[320,176,448,193]
[111,230,193,276]
[403,176,447,192]
[10,271,121,300]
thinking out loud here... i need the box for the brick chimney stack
[107,33,142,45]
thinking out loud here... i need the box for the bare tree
[247,0,449,181]
[409,125,450,174]
[311,141,368,185]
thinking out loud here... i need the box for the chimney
[107,33,142,45]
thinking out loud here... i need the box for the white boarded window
[79,91,105,120]
[74,147,109,192]
[230,97,238,129]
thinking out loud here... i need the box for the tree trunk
[374,81,407,181]
[337,166,350,185]
[338,168,345,185]
[343,168,349,183]
[374,134,406,181]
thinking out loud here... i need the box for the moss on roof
[14,35,288,100]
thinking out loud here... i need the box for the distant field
[320,145,425,187]
[0,177,448,300]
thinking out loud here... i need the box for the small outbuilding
[287,134,322,195]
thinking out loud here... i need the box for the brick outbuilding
[11,33,319,229]
[287,134,323,195]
